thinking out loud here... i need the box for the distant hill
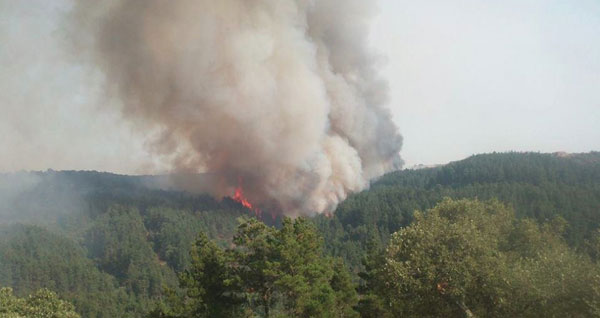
[1,151,599,316]
[0,170,261,318]
[314,151,600,270]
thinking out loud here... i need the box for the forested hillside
[0,152,599,317]
[0,171,258,317]
[314,151,600,270]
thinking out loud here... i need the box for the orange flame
[232,185,261,217]
[233,187,253,210]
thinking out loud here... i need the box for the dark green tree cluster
[359,198,598,317]
[0,287,80,318]
[150,217,358,318]
[83,205,178,313]
[1,152,599,317]
[0,195,251,317]
[315,152,600,270]
[144,206,242,272]
[0,224,129,318]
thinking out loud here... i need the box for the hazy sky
[1,0,599,173]
[373,0,600,166]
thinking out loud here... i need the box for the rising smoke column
[71,0,403,216]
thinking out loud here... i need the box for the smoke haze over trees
[65,0,403,216]
[0,152,599,317]
[1,0,600,316]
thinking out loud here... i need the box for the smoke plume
[71,0,403,216]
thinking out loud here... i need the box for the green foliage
[369,198,597,317]
[152,218,359,318]
[315,152,600,270]
[0,170,252,317]
[180,231,242,318]
[0,287,80,318]
[356,239,392,318]
[330,258,360,318]
[2,152,600,317]
[84,205,174,299]
[0,224,129,318]
[144,207,241,272]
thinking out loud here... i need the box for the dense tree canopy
[151,218,359,318]
[362,198,597,317]
[0,224,130,318]
[0,152,599,317]
[0,176,251,318]
[315,152,600,270]
[0,287,80,318]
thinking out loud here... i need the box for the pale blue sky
[0,0,598,173]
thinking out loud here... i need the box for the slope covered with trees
[0,152,599,317]
[0,287,80,318]
[314,152,600,270]
[0,224,130,318]
[0,171,257,317]
[359,198,598,317]
[147,198,599,317]
[150,218,358,318]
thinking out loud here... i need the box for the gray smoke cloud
[70,0,403,216]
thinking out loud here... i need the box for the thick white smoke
[71,0,403,216]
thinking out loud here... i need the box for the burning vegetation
[70,0,403,216]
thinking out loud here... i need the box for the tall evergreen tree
[149,218,359,318]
